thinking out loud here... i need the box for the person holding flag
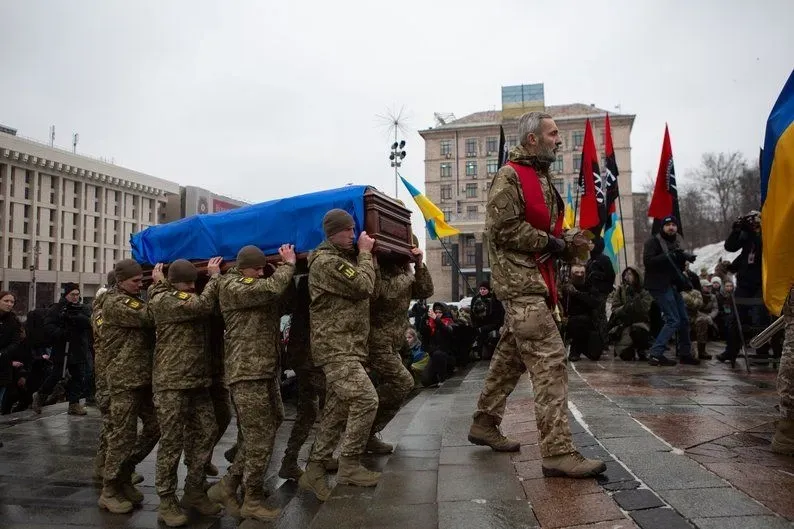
[467,111,605,479]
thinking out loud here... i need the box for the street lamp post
[390,139,406,198]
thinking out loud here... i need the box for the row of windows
[438,128,610,158]
[439,160,501,178]
[439,183,481,200]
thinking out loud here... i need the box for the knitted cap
[662,215,678,226]
[168,259,198,283]
[114,259,143,282]
[237,245,268,269]
[323,209,355,238]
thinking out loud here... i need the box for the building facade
[419,84,636,301]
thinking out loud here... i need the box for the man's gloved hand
[682,252,697,263]
[544,236,566,255]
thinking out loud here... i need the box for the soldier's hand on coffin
[152,263,165,283]
[207,257,223,276]
[358,231,375,252]
[411,247,424,265]
[279,244,297,265]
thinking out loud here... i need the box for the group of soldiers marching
[92,207,433,526]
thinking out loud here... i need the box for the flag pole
[616,194,630,270]
[438,237,477,297]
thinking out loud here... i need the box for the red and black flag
[648,124,683,235]
[498,125,508,167]
[578,119,604,231]
[601,114,620,230]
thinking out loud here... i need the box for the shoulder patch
[123,297,143,310]
[94,316,103,327]
[335,262,358,280]
[238,277,255,284]
[173,291,192,300]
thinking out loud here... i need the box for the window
[464,246,476,266]
[467,205,478,218]
[441,185,452,200]
[440,163,452,178]
[573,154,582,173]
[440,140,452,156]
[487,159,499,174]
[552,155,563,173]
[442,252,452,267]
[465,183,478,198]
[507,135,518,148]
[465,139,477,157]
[466,161,477,177]
[441,208,453,220]
[552,178,565,196]
[572,131,584,149]
[486,137,498,153]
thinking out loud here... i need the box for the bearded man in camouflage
[98,259,161,514]
[298,209,379,501]
[468,111,606,478]
[207,244,295,523]
[148,258,223,527]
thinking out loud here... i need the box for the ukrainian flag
[563,182,575,229]
[602,212,625,273]
[400,176,460,240]
[761,69,794,316]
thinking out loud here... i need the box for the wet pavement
[0,342,792,529]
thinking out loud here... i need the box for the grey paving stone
[596,460,636,485]
[440,445,514,471]
[658,488,773,518]
[692,515,794,529]
[395,434,442,452]
[613,489,665,511]
[602,480,642,491]
[438,499,539,529]
[617,452,728,490]
[630,507,695,529]
[572,432,600,447]
[600,435,672,454]
[437,465,525,502]
[383,453,440,472]
[309,498,437,529]
[577,443,615,461]
[372,470,437,505]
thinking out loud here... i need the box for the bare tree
[736,161,761,216]
[693,152,747,232]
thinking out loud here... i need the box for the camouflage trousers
[103,386,161,485]
[228,379,284,494]
[368,342,414,434]
[778,313,794,420]
[474,296,575,458]
[95,390,112,468]
[309,361,378,461]
[154,388,217,497]
[283,367,326,461]
[189,379,233,462]
[695,314,715,344]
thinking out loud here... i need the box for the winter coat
[587,253,616,295]
[419,310,455,354]
[0,311,23,386]
[43,298,92,365]
[643,234,690,292]
[724,229,763,289]
[470,293,505,330]
[608,267,653,330]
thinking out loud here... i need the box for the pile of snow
[691,241,740,274]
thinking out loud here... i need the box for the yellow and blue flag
[761,69,794,316]
[400,175,460,240]
[602,213,625,274]
[563,182,575,229]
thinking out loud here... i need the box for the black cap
[662,215,678,226]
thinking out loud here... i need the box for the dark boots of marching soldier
[365,433,394,454]
[468,414,520,452]
[181,484,222,516]
[336,455,381,487]
[98,481,134,514]
[158,495,188,527]
[207,475,242,518]
[541,452,607,478]
[298,461,332,501]
[240,492,281,523]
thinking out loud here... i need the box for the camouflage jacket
[101,289,155,393]
[486,145,569,301]
[148,276,220,392]
[369,262,434,351]
[308,240,375,365]
[219,265,295,385]
[608,285,653,326]
[91,288,113,395]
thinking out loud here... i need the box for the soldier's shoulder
[115,293,145,310]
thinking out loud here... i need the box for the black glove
[683,252,697,263]
[544,236,566,255]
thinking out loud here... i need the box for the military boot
[542,451,607,478]
[298,461,332,501]
[204,462,219,477]
[224,444,238,464]
[468,414,520,452]
[31,392,43,414]
[131,472,144,485]
[324,457,339,472]
[181,485,222,515]
[278,455,303,481]
[121,481,144,505]
[240,493,281,522]
[697,343,712,360]
[157,495,188,527]
[772,419,794,455]
[68,403,87,416]
[336,455,380,487]
[365,434,394,455]
[98,482,134,514]
[207,475,242,518]
[93,453,105,481]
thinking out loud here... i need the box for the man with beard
[608,267,653,361]
[642,216,700,366]
[694,280,718,360]
[467,111,605,479]
[562,264,603,361]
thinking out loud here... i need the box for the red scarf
[428,316,453,335]
[508,161,564,307]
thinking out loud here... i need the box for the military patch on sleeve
[335,262,358,280]
[95,316,103,327]
[173,291,192,300]
[238,277,255,285]
[123,297,143,310]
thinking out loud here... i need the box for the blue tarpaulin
[131,185,368,264]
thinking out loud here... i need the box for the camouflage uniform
[473,145,576,458]
[218,265,295,494]
[779,288,794,420]
[368,262,434,433]
[695,292,719,344]
[607,268,654,360]
[102,290,160,486]
[91,288,113,474]
[307,241,377,461]
[148,277,221,498]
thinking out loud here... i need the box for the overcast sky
[2,0,792,244]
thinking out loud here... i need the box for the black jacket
[470,293,505,330]
[587,254,616,295]
[419,311,455,354]
[43,298,92,365]
[724,229,762,289]
[0,311,23,386]
[562,282,602,318]
[643,234,690,293]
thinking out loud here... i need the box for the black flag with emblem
[498,125,508,167]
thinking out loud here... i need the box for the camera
[735,211,761,231]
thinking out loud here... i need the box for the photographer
[32,283,93,415]
[642,216,700,366]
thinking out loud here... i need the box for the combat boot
[181,484,222,515]
[542,451,607,478]
[278,455,303,481]
[336,455,381,487]
[98,482,134,514]
[298,461,332,501]
[131,471,144,485]
[224,444,238,463]
[68,403,87,416]
[121,481,144,505]
[207,475,242,518]
[204,462,219,477]
[365,434,394,454]
[31,392,43,414]
[93,453,105,481]
[468,414,520,452]
[240,493,281,522]
[324,457,339,472]
[772,419,794,456]
[157,495,188,527]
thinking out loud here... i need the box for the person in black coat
[0,292,23,418]
[32,283,93,416]
[562,264,604,361]
[470,281,505,360]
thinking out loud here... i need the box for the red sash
[508,161,565,307]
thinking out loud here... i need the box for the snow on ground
[691,240,741,274]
